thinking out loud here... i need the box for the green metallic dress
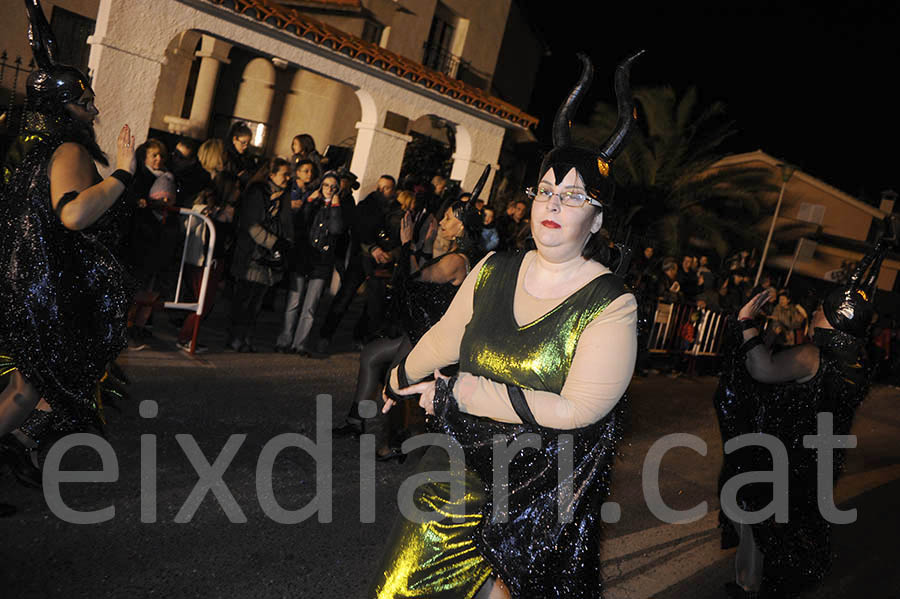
[371,251,631,599]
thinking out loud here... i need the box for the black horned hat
[24,0,93,111]
[450,164,491,237]
[823,215,897,338]
[538,50,644,207]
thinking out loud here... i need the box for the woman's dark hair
[248,156,290,186]
[581,214,613,266]
[134,139,169,174]
[293,134,316,155]
[318,171,339,192]
[294,158,319,180]
[229,121,252,140]
[446,200,484,264]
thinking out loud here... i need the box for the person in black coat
[227,157,293,352]
[315,174,399,352]
[276,171,345,354]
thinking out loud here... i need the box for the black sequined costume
[0,128,133,430]
[714,319,870,597]
[372,252,630,598]
[389,250,466,346]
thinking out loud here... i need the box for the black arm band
[506,384,539,426]
[383,358,414,403]
[110,169,133,187]
[740,335,764,355]
[739,318,759,331]
[55,191,79,217]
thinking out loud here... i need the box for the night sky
[519,2,899,201]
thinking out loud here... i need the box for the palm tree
[575,85,781,259]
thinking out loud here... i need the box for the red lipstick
[541,220,561,229]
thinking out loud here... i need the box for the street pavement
[2,303,899,598]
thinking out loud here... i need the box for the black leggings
[348,335,412,446]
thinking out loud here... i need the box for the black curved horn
[552,53,593,148]
[24,0,58,70]
[470,164,491,202]
[598,50,645,162]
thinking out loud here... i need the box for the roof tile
[204,0,537,128]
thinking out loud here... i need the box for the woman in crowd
[276,171,344,355]
[228,157,293,352]
[333,168,490,458]
[290,133,324,178]
[176,139,238,353]
[715,216,895,598]
[0,0,135,515]
[124,138,177,349]
[224,121,255,189]
[291,159,319,205]
[371,52,642,598]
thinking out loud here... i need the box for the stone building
[711,150,899,295]
[2,0,540,201]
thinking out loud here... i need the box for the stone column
[187,35,233,138]
[87,36,165,175]
[349,123,411,202]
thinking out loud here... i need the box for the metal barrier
[647,301,729,356]
[162,207,216,355]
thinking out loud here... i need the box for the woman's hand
[739,289,774,321]
[291,197,304,210]
[138,198,148,208]
[115,124,136,173]
[400,211,414,245]
[382,369,447,415]
[425,217,437,243]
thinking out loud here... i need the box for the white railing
[646,301,729,356]
[162,207,216,355]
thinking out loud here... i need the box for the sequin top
[399,250,638,428]
[0,134,133,428]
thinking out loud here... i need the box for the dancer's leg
[0,371,41,437]
[347,337,404,426]
[735,521,763,592]
[474,576,511,599]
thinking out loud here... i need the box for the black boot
[0,435,42,489]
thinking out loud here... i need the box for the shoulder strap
[506,384,539,426]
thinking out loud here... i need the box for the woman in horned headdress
[0,0,135,482]
[715,216,896,598]
[369,52,642,599]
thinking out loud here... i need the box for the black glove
[273,238,292,255]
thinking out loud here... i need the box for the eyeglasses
[524,186,602,209]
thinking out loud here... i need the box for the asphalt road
[2,304,899,598]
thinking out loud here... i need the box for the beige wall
[271,68,361,161]
[312,0,510,85]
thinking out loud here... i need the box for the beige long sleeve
[393,251,638,430]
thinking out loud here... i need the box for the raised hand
[116,124,136,173]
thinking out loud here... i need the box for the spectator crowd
[115,123,541,357]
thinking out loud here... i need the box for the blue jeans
[277,274,327,350]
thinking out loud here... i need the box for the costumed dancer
[333,167,489,459]
[715,216,897,598]
[370,52,642,598]
[0,0,135,514]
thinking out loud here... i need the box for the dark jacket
[292,195,345,280]
[231,180,293,286]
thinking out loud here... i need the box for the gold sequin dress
[371,251,633,598]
